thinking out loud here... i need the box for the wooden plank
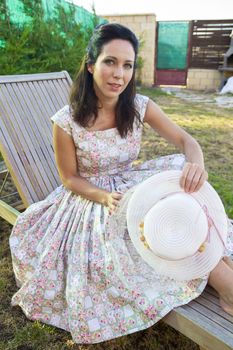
[44,80,64,109]
[0,129,30,207]
[13,81,56,191]
[27,81,55,142]
[164,305,233,350]
[0,95,37,205]
[202,291,220,307]
[191,42,229,48]
[27,81,61,187]
[205,285,219,297]
[192,57,225,63]
[57,75,73,95]
[63,70,73,85]
[34,80,59,122]
[0,71,68,83]
[193,19,233,25]
[190,62,223,69]
[52,79,70,106]
[25,78,70,191]
[37,80,60,114]
[192,29,233,34]
[0,199,20,225]
[197,295,233,323]
[0,76,71,203]
[192,40,230,46]
[193,24,233,28]
[2,83,50,198]
[0,168,8,180]
[0,71,72,205]
[18,81,59,189]
[190,298,233,331]
[190,19,233,69]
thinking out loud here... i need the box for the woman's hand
[180,162,208,193]
[103,192,123,214]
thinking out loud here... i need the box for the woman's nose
[113,66,124,78]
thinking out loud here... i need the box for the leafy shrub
[0,0,100,78]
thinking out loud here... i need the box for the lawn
[0,87,232,350]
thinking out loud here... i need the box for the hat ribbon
[202,204,226,248]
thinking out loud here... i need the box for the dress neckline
[68,105,118,133]
[83,126,117,133]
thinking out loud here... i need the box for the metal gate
[156,21,190,85]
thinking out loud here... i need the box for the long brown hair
[69,23,141,137]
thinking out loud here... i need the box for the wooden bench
[165,284,233,349]
[0,71,232,350]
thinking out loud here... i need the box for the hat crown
[144,193,208,260]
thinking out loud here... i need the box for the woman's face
[88,39,135,103]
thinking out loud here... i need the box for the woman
[10,23,233,344]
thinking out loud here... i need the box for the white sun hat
[126,170,228,281]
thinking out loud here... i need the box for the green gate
[156,21,190,85]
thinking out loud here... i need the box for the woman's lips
[108,83,122,91]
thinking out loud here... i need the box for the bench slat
[191,298,233,332]
[0,71,69,83]
[165,302,233,350]
[200,293,233,322]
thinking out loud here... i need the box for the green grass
[1,87,233,349]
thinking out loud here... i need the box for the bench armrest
[0,200,20,225]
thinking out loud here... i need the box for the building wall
[187,69,222,91]
[102,14,156,86]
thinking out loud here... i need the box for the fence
[189,19,233,69]
[155,19,233,86]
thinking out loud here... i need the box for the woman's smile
[107,83,122,91]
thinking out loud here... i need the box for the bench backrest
[0,71,72,207]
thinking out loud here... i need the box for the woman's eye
[124,63,133,69]
[104,59,114,65]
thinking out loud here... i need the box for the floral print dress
[9,94,233,344]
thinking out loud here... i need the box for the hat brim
[126,170,228,281]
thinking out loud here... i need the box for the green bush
[0,0,100,78]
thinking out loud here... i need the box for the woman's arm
[143,99,208,193]
[53,124,122,210]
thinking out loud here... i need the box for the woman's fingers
[111,192,123,206]
[108,192,123,214]
[188,171,202,192]
[112,199,120,207]
[111,192,123,200]
[180,162,208,193]
[180,162,195,191]
[192,170,208,192]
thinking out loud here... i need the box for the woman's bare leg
[208,259,233,315]
[222,256,233,270]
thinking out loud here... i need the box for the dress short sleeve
[51,105,72,136]
[135,94,149,122]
